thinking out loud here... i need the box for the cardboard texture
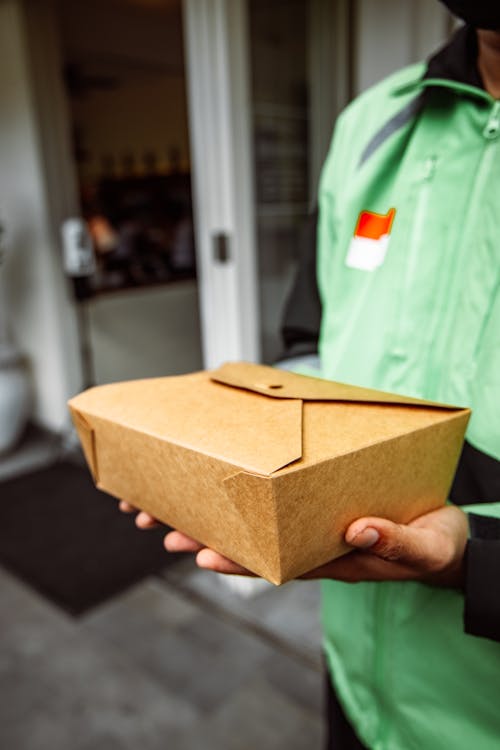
[68,362,470,584]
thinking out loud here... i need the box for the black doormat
[0,460,179,615]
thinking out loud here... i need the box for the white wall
[355,0,451,94]
[0,0,82,431]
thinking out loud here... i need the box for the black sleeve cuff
[468,513,500,540]
[464,534,500,642]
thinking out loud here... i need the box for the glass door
[248,0,351,362]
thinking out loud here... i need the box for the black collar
[425,25,484,90]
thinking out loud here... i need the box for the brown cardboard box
[68,362,470,584]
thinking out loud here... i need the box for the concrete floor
[0,429,325,750]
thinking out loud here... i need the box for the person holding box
[121,2,500,747]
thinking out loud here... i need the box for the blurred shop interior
[57,0,202,387]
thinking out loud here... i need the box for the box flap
[211,362,460,410]
[68,373,303,477]
[68,406,99,482]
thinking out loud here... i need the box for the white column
[183,0,260,368]
[0,0,82,431]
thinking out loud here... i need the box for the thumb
[345,517,434,567]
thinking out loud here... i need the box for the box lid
[69,362,466,480]
[211,362,458,408]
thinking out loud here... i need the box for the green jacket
[315,32,500,750]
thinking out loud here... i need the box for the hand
[119,501,469,589]
[302,504,469,588]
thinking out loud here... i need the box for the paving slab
[168,675,323,750]
[0,569,197,750]
[1,562,325,750]
[162,557,323,666]
[84,578,277,714]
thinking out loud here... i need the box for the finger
[119,500,137,513]
[135,511,161,529]
[345,516,447,572]
[196,548,256,577]
[164,530,204,553]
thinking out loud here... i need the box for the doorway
[248,0,351,363]
[57,0,203,383]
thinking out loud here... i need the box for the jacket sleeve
[464,513,500,642]
[449,441,500,641]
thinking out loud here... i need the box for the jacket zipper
[427,99,500,396]
[390,155,437,360]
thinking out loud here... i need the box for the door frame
[183,0,260,368]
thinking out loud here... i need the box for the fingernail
[350,527,380,549]
[196,549,211,568]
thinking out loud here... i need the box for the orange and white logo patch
[345,207,396,271]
